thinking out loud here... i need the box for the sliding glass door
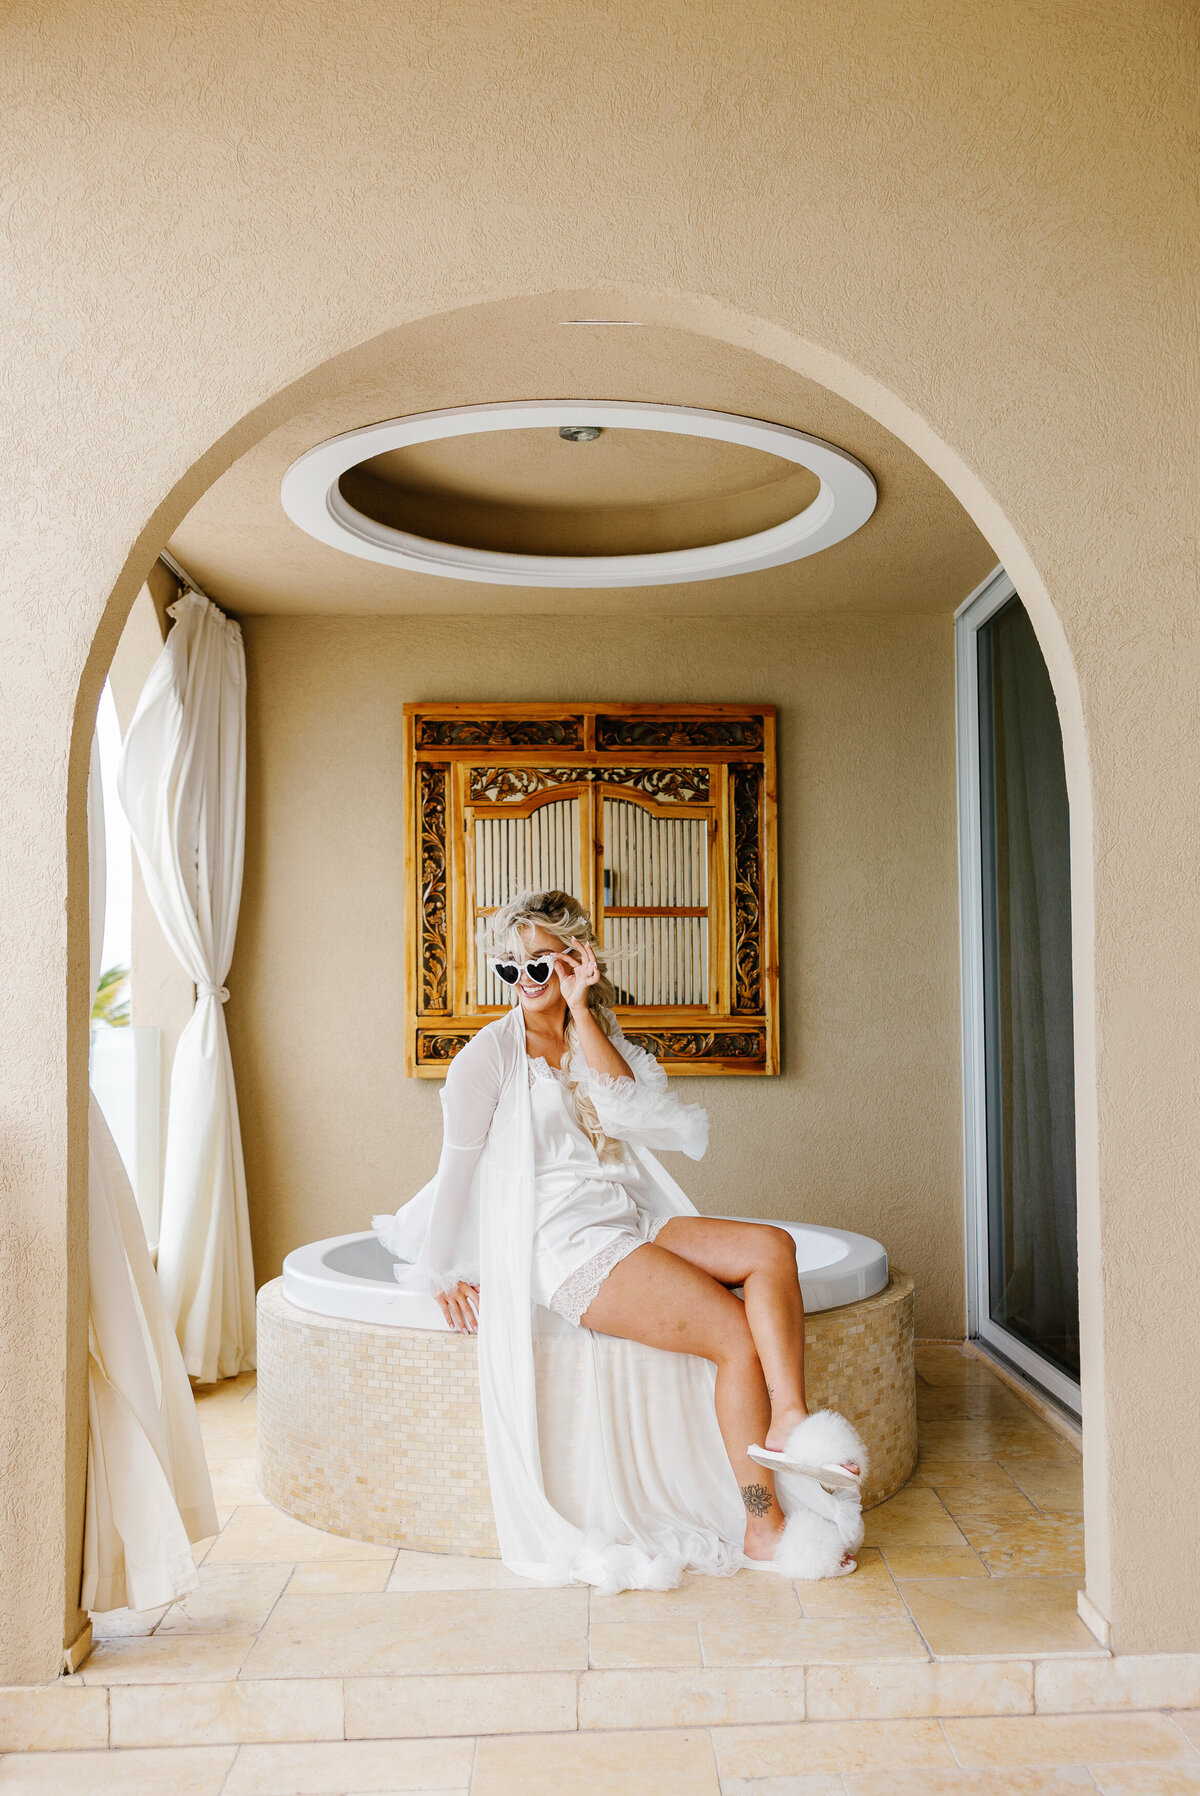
[957,569,1081,1411]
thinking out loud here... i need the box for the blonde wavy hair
[479,889,625,1162]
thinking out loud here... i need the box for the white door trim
[955,567,1083,1417]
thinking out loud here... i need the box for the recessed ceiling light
[281,400,877,590]
[559,425,603,442]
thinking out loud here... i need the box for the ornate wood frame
[404,703,779,1076]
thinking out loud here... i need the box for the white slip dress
[526,1053,672,1325]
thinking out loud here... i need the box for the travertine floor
[3,1344,1200,1793]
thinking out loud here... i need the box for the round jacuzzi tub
[281,1218,890,1331]
[258,1217,916,1553]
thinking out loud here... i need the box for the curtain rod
[158,548,215,604]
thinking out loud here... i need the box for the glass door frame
[955,565,1083,1415]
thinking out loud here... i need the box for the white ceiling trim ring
[279,401,878,589]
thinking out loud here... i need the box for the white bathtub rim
[281,1218,889,1332]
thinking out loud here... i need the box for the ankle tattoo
[740,1481,774,1518]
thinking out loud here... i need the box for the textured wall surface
[230,612,964,1338]
[0,0,1195,1671]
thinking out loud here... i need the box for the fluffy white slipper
[741,1505,859,1580]
[748,1409,869,1492]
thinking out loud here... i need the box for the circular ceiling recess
[280,401,877,588]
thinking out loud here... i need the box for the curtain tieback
[196,982,230,1003]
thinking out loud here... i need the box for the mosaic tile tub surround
[256,1272,916,1553]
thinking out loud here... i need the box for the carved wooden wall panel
[404,703,778,1075]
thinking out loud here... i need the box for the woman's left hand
[555,940,601,1013]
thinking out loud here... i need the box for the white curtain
[84,734,218,1613]
[117,589,255,1383]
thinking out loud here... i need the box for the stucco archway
[51,287,1100,1674]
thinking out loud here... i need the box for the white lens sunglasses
[489,947,580,988]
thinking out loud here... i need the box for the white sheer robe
[374,1006,746,1592]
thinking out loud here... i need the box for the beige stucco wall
[228,612,965,1337]
[0,0,1195,1673]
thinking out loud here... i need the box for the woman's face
[512,925,575,1018]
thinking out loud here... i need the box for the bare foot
[763,1412,861,1479]
[764,1406,807,1452]
[742,1516,786,1561]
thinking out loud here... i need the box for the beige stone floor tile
[915,1346,997,1385]
[806,1656,1034,1719]
[938,1487,1040,1521]
[588,1617,703,1667]
[1041,1659,1200,1716]
[109,1676,343,1746]
[472,1726,720,1795]
[944,1711,1199,1767]
[908,1459,1030,1499]
[91,1602,172,1638]
[384,1550,527,1591]
[880,1545,988,1579]
[990,1424,1084,1461]
[700,1614,928,1667]
[917,1387,1039,1425]
[721,1777,847,1796]
[206,1457,268,1507]
[155,1564,292,1634]
[590,1569,802,1626]
[797,1549,910,1620]
[1001,1459,1085,1513]
[195,1413,259,1457]
[579,1664,805,1729]
[0,1682,109,1750]
[245,1587,588,1677]
[224,1736,475,1793]
[955,1513,1085,1577]
[712,1716,955,1777]
[287,1560,396,1593]
[205,1504,395,1565]
[844,1769,1096,1793]
[917,1420,1064,1462]
[345,1670,577,1737]
[1035,1659,1200,1713]
[1089,1767,1200,1794]
[900,1576,1100,1657]
[861,1488,967,1549]
[77,1630,256,1684]
[0,1746,236,1794]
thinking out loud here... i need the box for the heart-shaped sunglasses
[489,949,577,988]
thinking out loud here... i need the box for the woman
[374,889,866,1591]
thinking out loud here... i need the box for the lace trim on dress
[526,1054,569,1087]
[547,1215,671,1328]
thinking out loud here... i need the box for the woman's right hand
[436,1280,480,1334]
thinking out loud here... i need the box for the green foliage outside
[92,964,131,1028]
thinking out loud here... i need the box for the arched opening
[63,288,1098,1670]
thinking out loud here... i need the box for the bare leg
[579,1241,786,1559]
[655,1218,860,1470]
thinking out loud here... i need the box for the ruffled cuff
[584,1068,709,1160]
[371,1215,478,1296]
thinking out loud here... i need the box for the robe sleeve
[373,1027,502,1294]
[580,1025,709,1160]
